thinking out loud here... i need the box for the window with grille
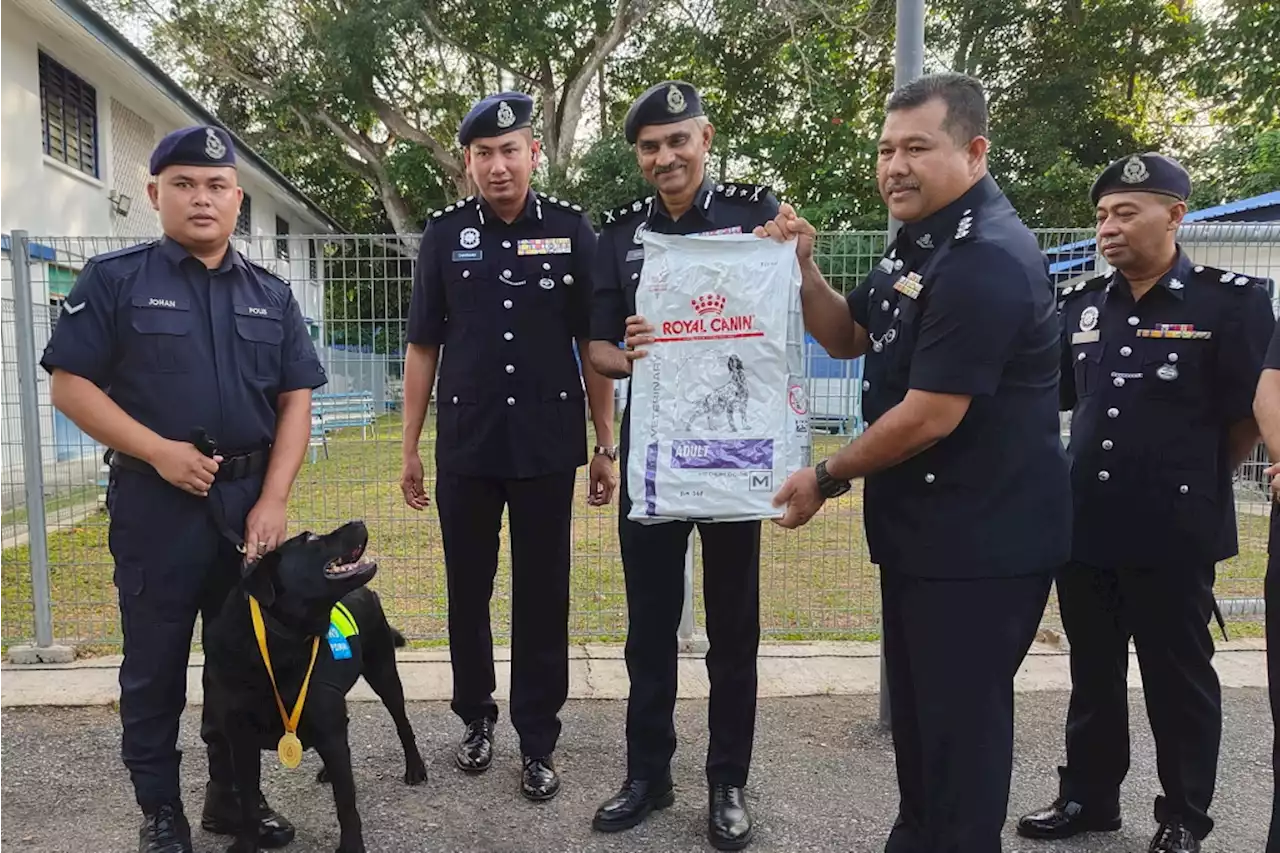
[276,216,290,260]
[39,51,98,178]
[235,193,252,236]
[308,238,318,279]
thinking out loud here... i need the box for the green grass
[1,483,100,531]
[1,412,1269,651]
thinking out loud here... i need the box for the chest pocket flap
[234,304,284,343]
[130,294,192,334]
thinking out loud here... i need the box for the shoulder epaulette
[534,191,585,214]
[1059,273,1109,299]
[712,182,772,204]
[600,197,653,229]
[92,242,156,264]
[428,195,478,221]
[1192,263,1268,291]
[246,260,290,289]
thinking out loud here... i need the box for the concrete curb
[0,639,1268,708]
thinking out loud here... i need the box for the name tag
[452,250,483,262]
[626,248,645,262]
[517,238,571,256]
[1071,330,1100,344]
[877,257,894,273]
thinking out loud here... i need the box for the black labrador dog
[204,520,428,853]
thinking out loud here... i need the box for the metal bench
[310,392,377,461]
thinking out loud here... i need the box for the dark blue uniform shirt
[407,190,596,479]
[590,180,781,345]
[39,237,326,452]
[847,175,1072,579]
[1059,251,1275,569]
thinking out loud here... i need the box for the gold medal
[278,731,303,768]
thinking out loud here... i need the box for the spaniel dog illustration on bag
[686,354,750,432]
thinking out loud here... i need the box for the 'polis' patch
[327,601,358,661]
[517,238,571,256]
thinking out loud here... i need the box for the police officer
[399,92,616,801]
[40,126,324,852]
[761,73,1071,851]
[1253,322,1280,853]
[586,80,779,851]
[1016,153,1275,852]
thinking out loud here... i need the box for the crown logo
[691,293,727,316]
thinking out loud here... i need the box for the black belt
[105,446,270,483]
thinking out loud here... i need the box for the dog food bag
[626,231,810,523]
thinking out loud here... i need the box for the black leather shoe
[456,717,495,772]
[708,784,753,850]
[1149,821,1200,853]
[138,801,193,853]
[521,755,561,801]
[200,780,296,848]
[592,777,676,832]
[1016,798,1121,839]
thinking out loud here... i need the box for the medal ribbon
[249,596,319,739]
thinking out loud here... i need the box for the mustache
[654,162,683,176]
[884,181,920,192]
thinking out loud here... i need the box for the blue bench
[310,392,377,461]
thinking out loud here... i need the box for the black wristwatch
[815,459,851,499]
[594,445,618,461]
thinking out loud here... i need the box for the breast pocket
[234,305,283,382]
[1072,342,1106,397]
[129,296,193,374]
[883,297,919,382]
[1142,340,1203,402]
[445,275,477,313]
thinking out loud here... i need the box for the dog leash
[248,596,319,769]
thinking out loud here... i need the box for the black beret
[624,81,704,144]
[458,92,534,146]
[1090,152,1191,206]
[149,125,236,175]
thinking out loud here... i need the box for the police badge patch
[1079,305,1099,332]
[666,84,686,114]
[459,228,481,249]
[1121,155,1149,184]
[496,101,515,129]
[205,128,226,160]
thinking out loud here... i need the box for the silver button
[543,262,551,271]
[1102,440,1113,450]
[862,380,871,391]
[563,274,574,285]
[1180,484,1189,494]
[1113,376,1125,387]
[559,391,568,400]
[1098,470,1110,482]
[451,395,458,404]
[873,342,883,353]
[881,300,890,311]
[1107,407,1120,418]
[631,273,639,280]
[1120,346,1132,357]
[503,299,513,309]
[462,270,471,279]
[1168,353,1178,363]
[1077,352,1086,362]
[925,473,935,484]
[870,288,876,298]
[503,269,512,278]
[506,396,515,406]
[893,308,900,317]
[504,331,514,341]
[1127,316,1139,326]
[505,364,515,374]
[502,241,511,249]
[894,259,903,270]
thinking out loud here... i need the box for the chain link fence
[1,224,1276,650]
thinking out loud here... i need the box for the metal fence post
[878,0,926,731]
[8,230,73,663]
